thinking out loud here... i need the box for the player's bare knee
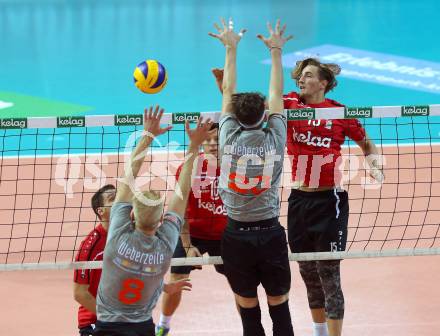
[235,294,259,308]
[267,293,289,306]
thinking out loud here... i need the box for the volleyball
[133,60,167,94]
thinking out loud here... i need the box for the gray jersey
[219,114,287,222]
[96,202,182,323]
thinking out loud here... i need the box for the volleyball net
[1,105,440,271]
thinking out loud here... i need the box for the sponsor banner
[0,117,27,129]
[57,116,85,128]
[172,112,200,124]
[263,44,440,94]
[115,114,143,126]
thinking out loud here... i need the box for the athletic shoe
[155,326,170,336]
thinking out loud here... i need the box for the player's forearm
[221,46,237,113]
[74,289,97,314]
[176,144,199,203]
[362,138,381,164]
[180,220,191,247]
[223,47,237,94]
[268,47,283,115]
[127,136,153,180]
[358,135,383,171]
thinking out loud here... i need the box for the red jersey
[283,91,366,187]
[73,224,107,328]
[176,155,227,240]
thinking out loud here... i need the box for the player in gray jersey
[209,19,294,336]
[94,105,213,336]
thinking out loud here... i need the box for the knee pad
[298,261,325,309]
[317,260,344,319]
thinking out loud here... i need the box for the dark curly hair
[231,92,266,127]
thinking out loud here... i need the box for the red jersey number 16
[118,278,144,304]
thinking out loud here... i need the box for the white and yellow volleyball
[133,60,168,94]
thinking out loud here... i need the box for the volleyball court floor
[1,256,440,336]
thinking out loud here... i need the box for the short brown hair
[91,184,116,220]
[291,58,341,94]
[231,92,266,127]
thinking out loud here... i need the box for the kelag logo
[57,116,85,127]
[172,112,200,124]
[0,118,27,129]
[115,114,143,126]
[263,44,440,94]
[287,109,315,120]
[345,107,373,118]
[401,105,430,117]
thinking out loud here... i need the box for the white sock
[158,314,172,329]
[312,321,328,336]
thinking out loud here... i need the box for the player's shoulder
[80,225,106,249]
[324,97,345,107]
[283,91,300,100]
[176,153,204,176]
[76,225,106,261]
[163,211,183,227]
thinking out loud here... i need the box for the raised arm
[209,18,246,115]
[115,106,172,203]
[167,117,213,218]
[257,20,292,115]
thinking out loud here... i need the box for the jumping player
[210,18,294,336]
[284,58,383,336]
[156,124,228,336]
[94,106,213,336]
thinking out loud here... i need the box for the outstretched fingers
[221,17,227,30]
[284,34,294,42]
[256,33,266,42]
[275,19,280,33]
[266,21,274,35]
[208,22,223,39]
[280,23,286,36]
[214,22,222,33]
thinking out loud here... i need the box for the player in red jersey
[73,184,116,336]
[284,58,383,336]
[156,124,228,336]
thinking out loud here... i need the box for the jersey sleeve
[108,202,133,242]
[344,118,366,142]
[219,115,240,149]
[283,94,290,108]
[156,211,184,251]
[283,91,299,108]
[74,237,93,284]
[267,113,287,146]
